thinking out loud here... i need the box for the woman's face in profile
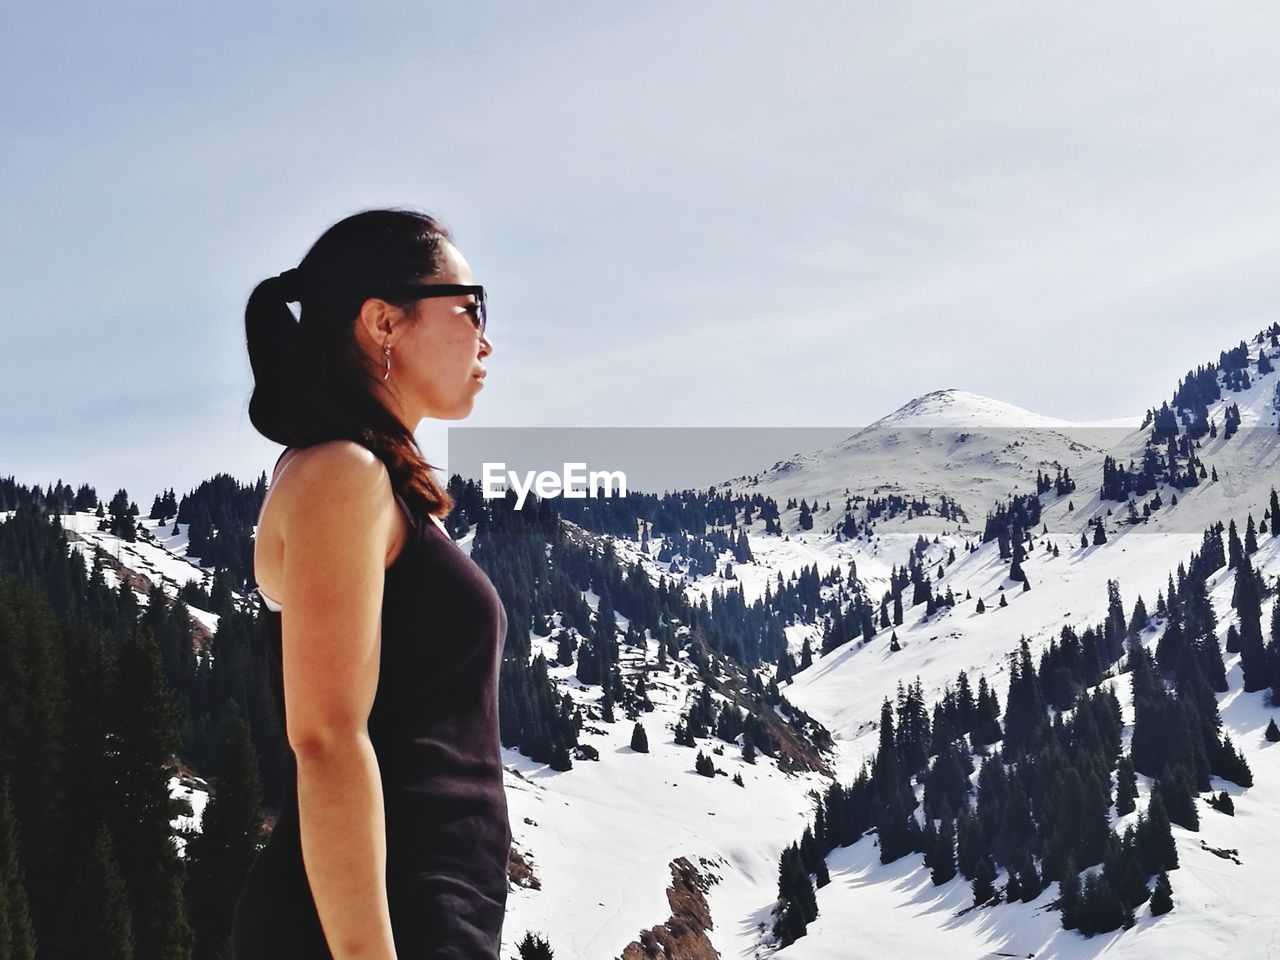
[394,239,493,422]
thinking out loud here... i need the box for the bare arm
[275,443,404,960]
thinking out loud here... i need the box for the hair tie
[275,267,303,303]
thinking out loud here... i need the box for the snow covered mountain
[495,334,1280,958]
[723,387,1140,538]
[56,325,1280,960]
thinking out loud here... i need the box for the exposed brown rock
[509,842,541,890]
[618,856,721,960]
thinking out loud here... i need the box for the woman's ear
[355,297,400,351]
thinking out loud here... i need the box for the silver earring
[383,343,391,381]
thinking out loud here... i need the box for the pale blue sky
[3,2,1279,502]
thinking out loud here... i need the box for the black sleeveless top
[231,470,511,959]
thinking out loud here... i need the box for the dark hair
[245,207,454,518]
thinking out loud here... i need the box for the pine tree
[1156,764,1199,832]
[555,630,575,666]
[1149,871,1173,916]
[695,751,715,777]
[1234,554,1269,691]
[971,854,995,905]
[1266,718,1280,743]
[877,786,915,864]
[955,807,985,878]
[185,708,264,960]
[630,722,649,753]
[55,822,134,960]
[1115,756,1138,816]
[1058,855,1081,930]
[973,677,1003,745]
[926,814,957,885]
[1213,733,1253,787]
[1137,792,1179,873]
[0,579,69,944]
[1078,871,1125,936]
[1015,849,1041,902]
[1228,519,1243,568]
[1129,595,1149,635]
[516,930,556,958]
[107,488,138,541]
[772,844,817,946]
[106,625,192,959]
[0,778,37,960]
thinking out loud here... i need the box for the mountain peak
[871,388,1071,430]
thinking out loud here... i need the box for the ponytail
[245,273,305,447]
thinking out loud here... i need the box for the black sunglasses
[375,283,487,335]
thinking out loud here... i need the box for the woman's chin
[442,399,478,421]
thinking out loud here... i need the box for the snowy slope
[761,343,1280,958]
[501,618,831,958]
[500,341,1280,958]
[779,529,1280,959]
[64,332,1280,958]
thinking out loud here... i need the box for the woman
[231,208,510,959]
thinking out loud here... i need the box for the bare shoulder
[283,440,392,493]
[273,440,399,532]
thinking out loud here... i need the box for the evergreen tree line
[1099,447,1205,501]
[462,479,841,779]
[0,504,269,959]
[1138,325,1278,489]
[1035,466,1076,497]
[0,477,97,514]
[1155,323,1278,439]
[546,480,780,540]
[771,552,1267,946]
[177,473,269,591]
[0,467,867,957]
[836,491,966,542]
[150,488,179,521]
[463,475,877,674]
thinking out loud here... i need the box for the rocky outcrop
[619,856,721,960]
